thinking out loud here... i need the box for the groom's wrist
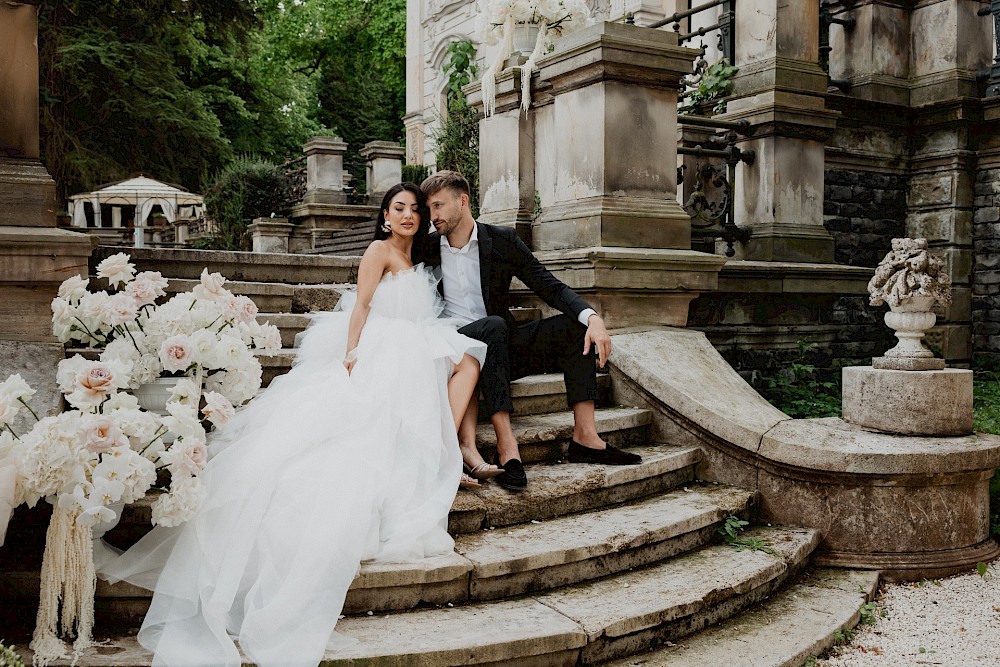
[578,308,598,327]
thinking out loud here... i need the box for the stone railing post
[303,136,348,205]
[724,0,838,263]
[360,141,404,201]
[0,1,95,431]
[248,217,294,254]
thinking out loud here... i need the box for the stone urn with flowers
[867,237,952,370]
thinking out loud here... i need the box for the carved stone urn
[882,294,937,360]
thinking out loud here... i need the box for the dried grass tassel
[483,15,516,118]
[29,507,97,667]
[519,24,548,114]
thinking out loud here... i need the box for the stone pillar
[531,21,697,252]
[248,217,294,254]
[609,0,668,26]
[174,217,190,245]
[360,141,404,201]
[303,136,348,205]
[476,70,536,240]
[724,0,838,263]
[466,22,728,328]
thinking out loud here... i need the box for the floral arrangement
[0,253,281,664]
[477,0,592,116]
[54,253,281,406]
[868,237,953,309]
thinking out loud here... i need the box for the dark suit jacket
[428,222,592,327]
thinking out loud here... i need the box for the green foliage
[435,40,481,216]
[402,164,431,185]
[977,561,991,578]
[858,600,886,625]
[752,341,842,418]
[972,356,1000,538]
[0,641,25,667]
[680,59,739,116]
[717,515,777,556]
[833,627,854,643]
[203,157,291,251]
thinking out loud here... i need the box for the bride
[97,182,494,667]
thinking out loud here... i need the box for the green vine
[681,58,739,115]
[434,39,481,216]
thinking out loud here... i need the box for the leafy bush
[972,356,1000,538]
[434,40,480,216]
[681,58,739,116]
[752,341,842,418]
[203,157,291,251]
[402,164,431,185]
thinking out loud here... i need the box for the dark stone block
[824,200,840,216]
[824,217,851,232]
[839,203,864,218]
[850,186,874,203]
[828,185,854,202]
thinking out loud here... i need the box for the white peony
[201,391,235,428]
[160,334,194,373]
[57,275,90,302]
[167,377,201,408]
[96,252,137,287]
[0,396,20,425]
[106,291,140,325]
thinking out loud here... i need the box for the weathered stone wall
[823,169,907,268]
[973,167,1000,359]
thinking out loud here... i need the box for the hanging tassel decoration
[519,23,549,114]
[29,507,98,667]
[483,15,516,118]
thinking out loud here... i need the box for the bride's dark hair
[373,182,432,265]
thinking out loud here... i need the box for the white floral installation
[0,254,281,665]
[478,0,592,116]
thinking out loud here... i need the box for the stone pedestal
[303,136,348,205]
[529,22,698,251]
[842,366,973,436]
[723,0,837,263]
[249,218,294,254]
[360,141,404,201]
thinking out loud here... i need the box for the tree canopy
[38,0,406,202]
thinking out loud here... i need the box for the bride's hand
[343,348,358,375]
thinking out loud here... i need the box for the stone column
[475,70,536,240]
[466,22,728,328]
[724,0,838,263]
[360,141,404,201]
[531,21,697,252]
[0,1,95,424]
[248,217,294,254]
[303,136,348,205]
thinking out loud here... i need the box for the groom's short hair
[421,170,470,198]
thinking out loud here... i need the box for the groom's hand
[583,314,611,368]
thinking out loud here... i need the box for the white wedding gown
[96,266,486,667]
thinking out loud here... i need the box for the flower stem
[122,322,140,352]
[72,316,106,345]
[17,397,39,422]
[1,423,20,440]
[140,425,168,455]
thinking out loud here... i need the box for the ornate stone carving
[869,238,952,370]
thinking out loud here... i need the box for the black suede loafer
[495,457,527,491]
[567,440,642,465]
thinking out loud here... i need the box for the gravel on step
[816,557,1000,667]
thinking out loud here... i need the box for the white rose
[0,396,20,425]
[167,377,201,408]
[60,357,129,410]
[96,252,137,287]
[126,271,169,307]
[232,295,258,324]
[192,268,229,301]
[81,415,129,454]
[80,291,111,322]
[201,391,235,428]
[188,328,220,368]
[0,374,35,403]
[164,439,208,477]
[253,324,282,354]
[57,275,89,302]
[106,292,139,325]
[51,296,74,328]
[151,475,205,527]
[160,334,194,373]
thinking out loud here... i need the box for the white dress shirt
[439,223,598,327]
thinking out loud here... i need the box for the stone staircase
[5,247,880,667]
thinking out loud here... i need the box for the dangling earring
[381,221,391,233]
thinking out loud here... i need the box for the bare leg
[457,400,502,474]
[491,411,522,464]
[448,354,480,432]
[571,400,607,449]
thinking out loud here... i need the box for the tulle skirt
[97,288,486,667]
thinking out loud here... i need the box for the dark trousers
[458,315,599,415]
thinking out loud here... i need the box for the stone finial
[869,238,952,371]
[868,237,952,309]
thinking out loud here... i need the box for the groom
[421,171,641,491]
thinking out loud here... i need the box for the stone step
[2,445,705,626]
[92,245,361,285]
[496,372,612,417]
[604,568,880,667]
[164,277,294,312]
[19,526,819,666]
[474,405,652,464]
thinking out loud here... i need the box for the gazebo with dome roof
[67,175,205,248]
